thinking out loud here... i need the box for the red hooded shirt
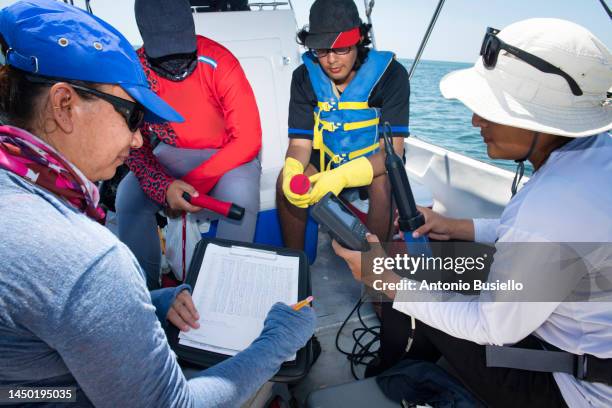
[127,35,262,205]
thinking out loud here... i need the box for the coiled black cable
[335,295,381,380]
[335,292,416,380]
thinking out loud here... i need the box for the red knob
[290,174,311,195]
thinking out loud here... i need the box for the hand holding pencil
[292,296,314,311]
[261,302,316,358]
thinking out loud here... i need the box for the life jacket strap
[317,141,379,171]
[320,144,342,171]
[316,116,380,136]
[316,101,370,111]
[317,101,334,111]
[313,110,337,150]
[343,117,380,132]
[348,141,379,160]
[338,101,369,110]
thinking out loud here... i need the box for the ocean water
[399,59,531,174]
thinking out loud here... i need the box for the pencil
[292,296,314,311]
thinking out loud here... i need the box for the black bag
[376,359,483,408]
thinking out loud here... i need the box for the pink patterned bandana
[0,125,105,222]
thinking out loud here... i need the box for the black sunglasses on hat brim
[480,27,583,96]
[25,74,146,132]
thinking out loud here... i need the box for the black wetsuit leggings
[378,302,568,408]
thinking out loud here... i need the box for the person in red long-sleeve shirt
[116,0,262,289]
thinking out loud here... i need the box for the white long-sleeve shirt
[393,133,612,407]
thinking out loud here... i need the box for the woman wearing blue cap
[0,1,314,406]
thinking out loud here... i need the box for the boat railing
[248,2,291,11]
[190,1,293,13]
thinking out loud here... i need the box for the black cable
[335,297,363,357]
[336,292,418,380]
[335,295,382,380]
[511,132,539,196]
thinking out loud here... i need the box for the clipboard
[167,237,313,383]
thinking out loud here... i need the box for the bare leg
[366,173,393,241]
[276,164,318,250]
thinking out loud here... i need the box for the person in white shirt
[333,18,612,408]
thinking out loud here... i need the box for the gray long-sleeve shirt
[0,169,315,407]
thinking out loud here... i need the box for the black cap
[135,0,197,59]
[305,0,362,49]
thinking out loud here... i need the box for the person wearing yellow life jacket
[276,0,410,250]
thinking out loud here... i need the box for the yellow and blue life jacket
[303,49,394,170]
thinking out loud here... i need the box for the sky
[327,0,612,62]
[0,0,610,63]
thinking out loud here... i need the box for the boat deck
[292,231,378,404]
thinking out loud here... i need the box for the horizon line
[396,56,474,65]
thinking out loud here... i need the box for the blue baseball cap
[0,0,183,124]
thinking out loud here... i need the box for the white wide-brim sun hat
[440,18,612,137]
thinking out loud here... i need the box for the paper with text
[179,243,300,355]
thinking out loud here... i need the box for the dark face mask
[147,51,197,81]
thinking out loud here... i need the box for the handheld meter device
[311,192,370,252]
[382,122,432,257]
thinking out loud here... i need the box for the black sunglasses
[26,75,146,132]
[480,27,583,96]
[310,47,353,58]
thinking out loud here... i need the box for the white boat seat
[305,377,399,408]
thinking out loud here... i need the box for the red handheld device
[182,192,245,221]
